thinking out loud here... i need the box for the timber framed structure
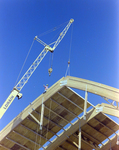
[0,76,119,150]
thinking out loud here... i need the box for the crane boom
[15,47,48,91]
[0,19,74,119]
[53,19,74,50]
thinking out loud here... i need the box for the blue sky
[0,0,119,131]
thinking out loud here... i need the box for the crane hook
[48,67,53,76]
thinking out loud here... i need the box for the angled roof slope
[0,76,119,150]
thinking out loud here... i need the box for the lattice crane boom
[15,47,48,92]
[53,18,74,50]
[0,19,74,119]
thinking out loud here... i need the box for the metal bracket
[96,106,103,112]
[102,97,108,101]
[60,80,67,86]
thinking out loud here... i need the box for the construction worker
[43,84,48,93]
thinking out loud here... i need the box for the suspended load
[48,68,53,76]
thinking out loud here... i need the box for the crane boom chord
[15,47,48,91]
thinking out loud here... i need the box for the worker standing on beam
[43,84,48,93]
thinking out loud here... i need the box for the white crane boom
[0,19,74,119]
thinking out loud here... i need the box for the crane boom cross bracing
[0,19,74,119]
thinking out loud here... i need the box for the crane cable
[34,106,43,150]
[38,105,43,150]
[34,103,44,150]
[37,21,68,38]
[48,24,68,76]
[34,125,39,150]
[48,52,54,76]
[14,21,69,82]
[14,39,35,87]
[46,99,52,142]
[65,23,73,77]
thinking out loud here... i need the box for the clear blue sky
[0,0,119,131]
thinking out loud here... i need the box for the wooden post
[40,97,44,130]
[28,112,41,126]
[83,85,88,120]
[78,122,81,150]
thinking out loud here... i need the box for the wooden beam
[0,77,64,141]
[34,110,64,130]
[83,89,88,120]
[58,92,84,111]
[40,97,45,130]
[65,140,79,149]
[1,75,119,150]
[73,133,100,150]
[0,144,10,150]
[50,98,80,119]
[13,130,43,147]
[78,124,81,150]
[100,103,119,118]
[21,123,54,139]
[21,122,57,138]
[87,123,110,140]
[81,130,103,146]
[94,117,117,134]
[6,137,30,150]
[81,138,100,150]
[45,106,100,150]
[28,112,41,126]
[59,145,68,150]
[65,76,119,102]
[100,133,119,150]
[44,105,72,125]
[27,117,58,140]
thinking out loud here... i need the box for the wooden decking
[0,76,119,150]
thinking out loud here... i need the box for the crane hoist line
[0,19,74,119]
